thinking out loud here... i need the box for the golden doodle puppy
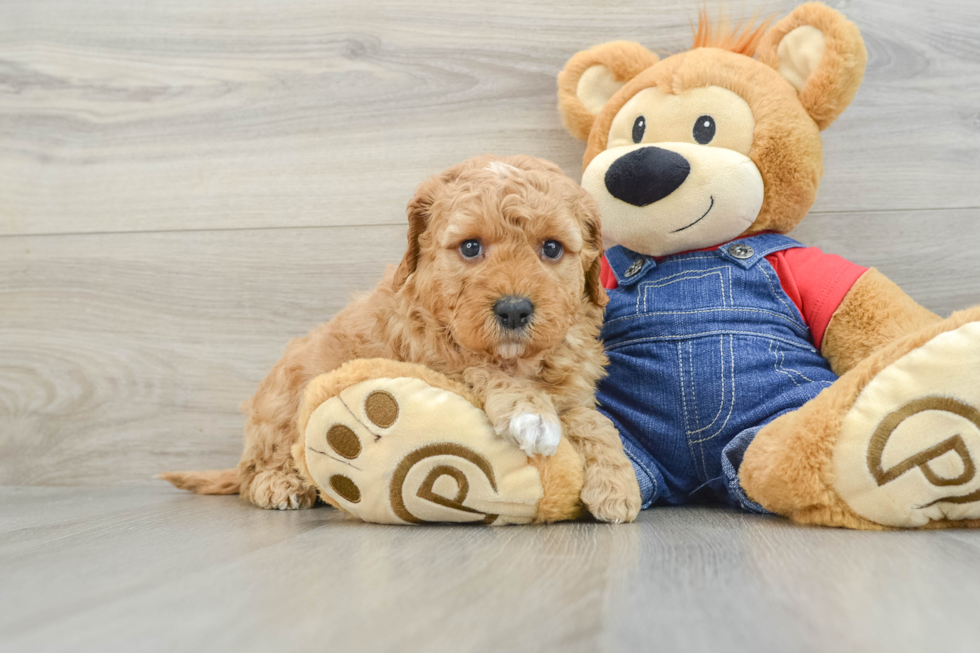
[164,155,641,523]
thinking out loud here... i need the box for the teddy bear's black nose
[605,146,691,207]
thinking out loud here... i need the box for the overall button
[728,243,754,259]
[624,259,644,278]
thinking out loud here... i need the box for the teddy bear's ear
[756,2,867,130]
[557,41,659,141]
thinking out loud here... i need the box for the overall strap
[715,232,804,269]
[604,233,804,286]
[603,245,657,288]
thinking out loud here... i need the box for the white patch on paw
[509,413,562,456]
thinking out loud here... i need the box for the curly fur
[163,155,640,521]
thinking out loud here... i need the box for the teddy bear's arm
[820,268,941,376]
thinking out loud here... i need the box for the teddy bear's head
[557,2,866,257]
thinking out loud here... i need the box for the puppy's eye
[459,239,483,259]
[632,116,646,144]
[693,115,716,145]
[541,240,564,261]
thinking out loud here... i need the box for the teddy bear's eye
[693,115,716,145]
[632,116,646,144]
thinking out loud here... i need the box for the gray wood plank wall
[2,0,980,486]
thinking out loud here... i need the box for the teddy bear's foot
[831,320,980,528]
[294,360,578,525]
[742,311,980,529]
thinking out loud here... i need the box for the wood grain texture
[2,0,980,236]
[2,2,980,647]
[0,226,406,485]
[1,211,978,487]
[2,489,980,653]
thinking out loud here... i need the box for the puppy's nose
[605,146,691,207]
[494,295,534,330]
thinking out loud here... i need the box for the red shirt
[599,244,866,350]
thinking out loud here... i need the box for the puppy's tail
[159,468,240,495]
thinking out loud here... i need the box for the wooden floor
[2,0,980,650]
[4,488,980,653]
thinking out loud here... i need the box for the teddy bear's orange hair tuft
[692,6,775,57]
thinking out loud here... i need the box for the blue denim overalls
[597,232,839,510]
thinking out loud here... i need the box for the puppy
[163,155,641,523]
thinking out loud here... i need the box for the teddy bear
[557,1,980,529]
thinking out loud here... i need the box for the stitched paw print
[309,389,398,505]
[302,376,546,525]
[833,322,980,527]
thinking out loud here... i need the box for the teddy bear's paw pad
[303,377,544,525]
[833,322,980,527]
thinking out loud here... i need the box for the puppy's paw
[508,413,562,457]
[581,471,642,524]
[246,470,318,511]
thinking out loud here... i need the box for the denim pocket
[677,335,736,482]
[639,263,733,314]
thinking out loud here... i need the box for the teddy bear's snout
[604,146,691,207]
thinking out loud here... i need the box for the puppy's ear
[579,195,609,309]
[585,247,608,309]
[557,41,659,141]
[392,177,437,291]
[756,3,867,130]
